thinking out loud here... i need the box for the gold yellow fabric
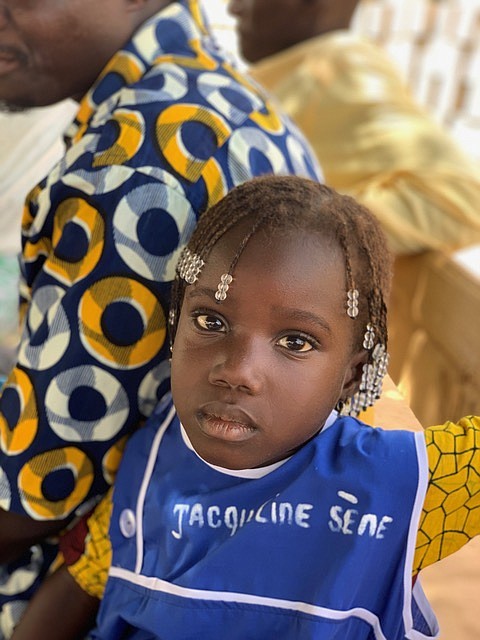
[251,32,480,256]
[389,252,480,425]
[68,415,480,597]
[68,489,113,599]
[415,416,480,573]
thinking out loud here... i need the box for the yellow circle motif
[95,51,144,95]
[202,157,228,209]
[250,100,285,135]
[93,110,145,168]
[45,198,105,286]
[18,447,94,520]
[156,104,231,181]
[72,51,144,143]
[0,369,38,456]
[79,277,166,369]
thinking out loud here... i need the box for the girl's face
[171,226,365,470]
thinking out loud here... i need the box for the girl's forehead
[209,224,345,270]
[204,227,348,301]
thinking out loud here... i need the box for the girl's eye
[194,314,226,332]
[277,335,315,352]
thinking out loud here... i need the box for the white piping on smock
[134,403,176,574]
[403,431,439,640]
[109,565,388,640]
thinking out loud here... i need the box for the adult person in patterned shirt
[0,0,320,633]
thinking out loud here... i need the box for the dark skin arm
[0,509,68,564]
[10,564,100,640]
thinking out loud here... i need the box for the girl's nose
[208,334,264,395]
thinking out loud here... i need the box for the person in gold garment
[228,0,480,256]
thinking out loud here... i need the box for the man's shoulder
[105,58,321,183]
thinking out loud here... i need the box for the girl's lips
[197,410,257,443]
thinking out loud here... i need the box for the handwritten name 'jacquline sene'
[170,492,394,540]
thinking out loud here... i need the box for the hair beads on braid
[169,175,392,414]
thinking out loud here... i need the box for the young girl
[12,176,480,639]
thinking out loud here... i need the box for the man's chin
[0,100,33,114]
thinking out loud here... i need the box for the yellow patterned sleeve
[413,416,480,575]
[67,489,113,599]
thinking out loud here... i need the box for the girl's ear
[339,350,368,402]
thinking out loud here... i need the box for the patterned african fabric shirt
[68,415,480,600]
[0,0,321,523]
